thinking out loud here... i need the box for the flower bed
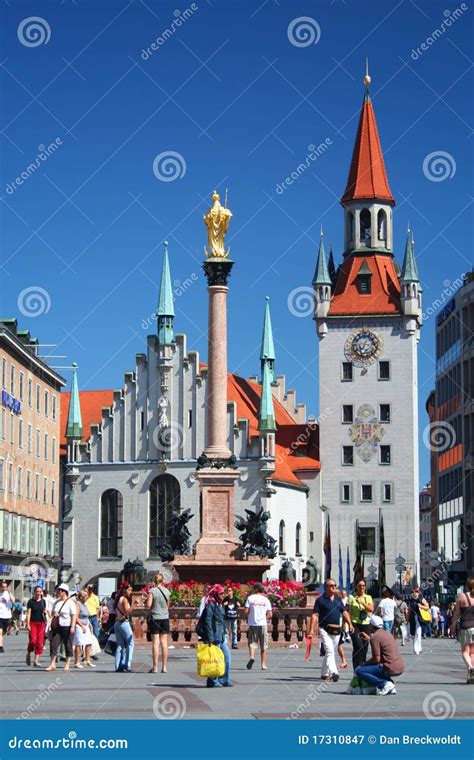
[141,579,306,609]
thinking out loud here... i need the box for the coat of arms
[349,404,384,462]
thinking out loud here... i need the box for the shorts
[458,627,474,646]
[248,625,268,651]
[50,625,73,658]
[148,618,170,635]
[0,618,10,632]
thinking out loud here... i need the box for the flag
[346,546,351,595]
[378,509,386,593]
[338,544,344,590]
[353,520,364,586]
[323,514,332,579]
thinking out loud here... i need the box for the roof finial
[320,225,324,237]
[364,57,371,87]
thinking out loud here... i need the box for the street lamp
[395,554,406,594]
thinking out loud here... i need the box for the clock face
[345,329,383,367]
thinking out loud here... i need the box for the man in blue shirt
[309,578,354,682]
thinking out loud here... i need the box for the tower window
[188,410,193,428]
[377,209,387,246]
[361,484,373,502]
[383,483,393,502]
[360,526,376,553]
[279,520,285,553]
[380,445,391,465]
[295,523,302,556]
[347,211,355,243]
[342,446,354,466]
[342,362,353,382]
[360,208,372,246]
[378,361,390,380]
[358,275,371,294]
[379,404,391,422]
[342,405,353,423]
[341,483,352,503]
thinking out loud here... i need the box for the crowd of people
[0,574,472,689]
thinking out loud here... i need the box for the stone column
[205,283,231,459]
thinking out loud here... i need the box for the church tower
[314,69,421,587]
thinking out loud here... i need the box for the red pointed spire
[341,91,395,205]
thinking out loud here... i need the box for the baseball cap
[369,615,383,628]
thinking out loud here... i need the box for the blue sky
[1,0,473,485]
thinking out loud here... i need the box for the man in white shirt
[376,588,397,633]
[0,579,14,653]
[245,583,272,671]
[430,602,440,638]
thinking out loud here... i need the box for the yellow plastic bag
[196,642,225,678]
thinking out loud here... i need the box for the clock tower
[313,71,422,588]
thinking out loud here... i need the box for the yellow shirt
[85,593,100,616]
[348,594,373,625]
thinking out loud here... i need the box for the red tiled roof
[60,377,320,487]
[341,94,395,205]
[60,390,114,455]
[329,254,401,316]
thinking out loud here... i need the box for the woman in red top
[25,586,47,667]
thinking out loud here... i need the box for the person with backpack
[198,584,232,688]
[450,577,474,684]
[25,586,48,667]
[223,586,240,649]
[146,573,170,673]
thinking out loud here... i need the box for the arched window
[100,489,123,558]
[279,520,285,553]
[347,211,355,242]
[295,523,302,555]
[149,474,180,556]
[377,209,387,245]
[360,208,371,246]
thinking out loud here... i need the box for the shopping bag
[90,633,101,657]
[196,642,225,678]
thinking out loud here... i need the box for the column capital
[202,258,234,286]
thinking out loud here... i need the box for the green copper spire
[312,230,332,287]
[258,357,276,433]
[157,240,175,345]
[66,363,83,439]
[400,226,420,282]
[260,296,275,383]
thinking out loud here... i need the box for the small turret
[157,241,175,345]
[260,296,275,383]
[313,230,332,332]
[400,226,421,327]
[66,363,83,462]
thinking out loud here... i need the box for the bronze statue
[235,507,277,559]
[157,508,194,562]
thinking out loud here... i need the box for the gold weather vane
[204,191,233,258]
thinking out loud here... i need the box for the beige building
[0,319,65,594]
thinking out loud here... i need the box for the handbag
[90,633,101,657]
[104,631,117,656]
[420,607,431,623]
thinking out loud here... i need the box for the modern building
[431,271,474,588]
[419,482,434,585]
[0,319,65,594]
[60,242,321,587]
[313,74,422,587]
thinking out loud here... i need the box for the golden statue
[203,191,232,258]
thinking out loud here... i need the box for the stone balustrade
[130,606,314,647]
